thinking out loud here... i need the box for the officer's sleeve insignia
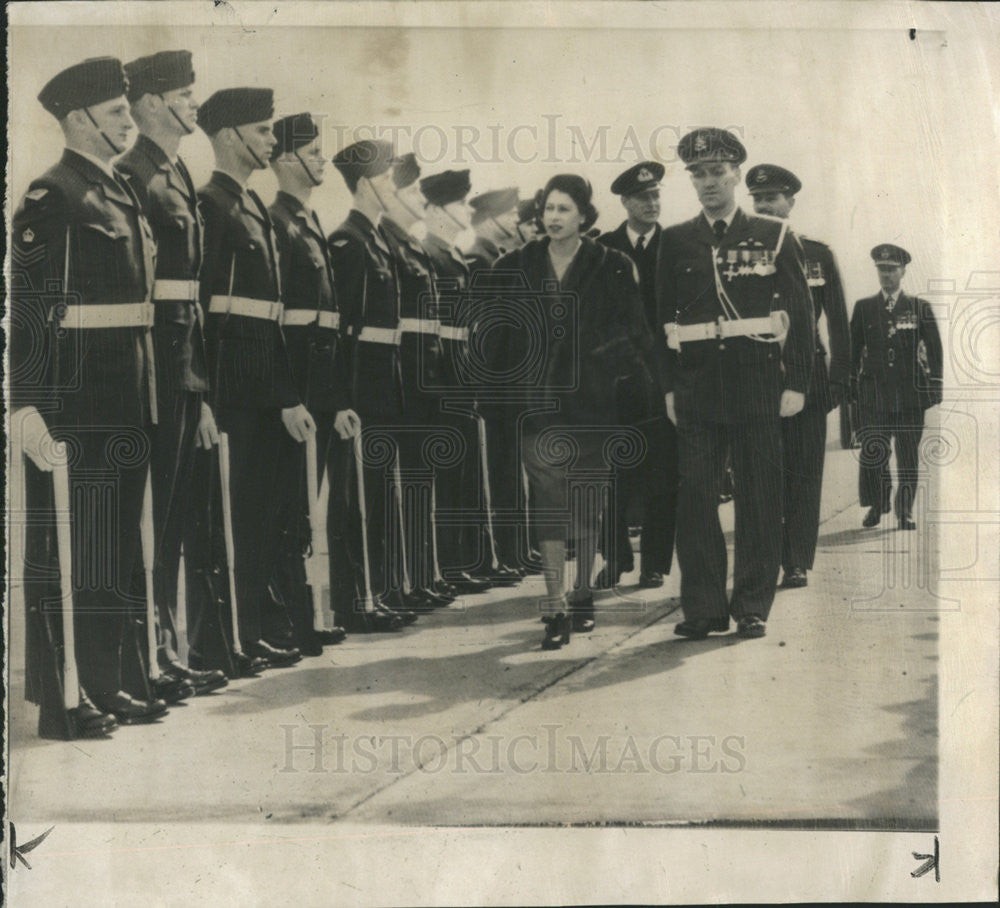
[22,228,35,244]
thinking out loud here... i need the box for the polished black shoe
[315,627,348,645]
[381,594,419,624]
[248,639,302,667]
[780,567,808,589]
[98,691,168,725]
[862,506,882,528]
[68,700,118,737]
[163,661,229,695]
[520,550,544,574]
[447,572,492,594]
[541,612,572,650]
[480,564,521,587]
[369,603,405,632]
[674,617,730,640]
[231,651,268,678]
[150,674,196,704]
[433,580,460,598]
[569,594,596,633]
[736,615,767,638]
[400,590,437,613]
[414,587,454,607]
[638,570,664,589]
[897,517,916,531]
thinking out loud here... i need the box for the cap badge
[693,134,707,152]
[637,167,653,182]
[755,170,767,182]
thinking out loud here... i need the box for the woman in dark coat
[486,174,666,649]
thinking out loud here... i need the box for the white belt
[398,317,441,335]
[153,279,200,302]
[439,325,469,342]
[663,311,788,350]
[208,295,284,322]
[353,326,401,345]
[283,309,340,330]
[59,302,155,329]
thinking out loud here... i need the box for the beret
[420,169,472,207]
[197,87,274,135]
[745,163,802,196]
[470,187,519,225]
[124,50,194,102]
[332,139,394,184]
[677,127,747,167]
[271,112,320,159]
[38,57,129,118]
[391,152,421,189]
[610,161,664,196]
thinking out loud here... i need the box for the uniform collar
[702,205,738,230]
[626,223,657,248]
[71,147,120,182]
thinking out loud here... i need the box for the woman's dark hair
[541,173,599,232]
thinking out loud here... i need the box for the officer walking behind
[197,88,310,673]
[268,112,354,653]
[598,161,678,590]
[656,128,813,640]
[119,50,229,698]
[327,139,415,630]
[13,57,168,734]
[851,245,942,530]
[379,153,457,608]
[421,170,518,591]
[747,164,852,588]
[465,187,521,268]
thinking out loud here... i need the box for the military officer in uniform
[598,161,678,590]
[655,128,813,639]
[463,187,532,581]
[197,87,308,672]
[327,139,416,630]
[379,153,456,608]
[268,113,353,653]
[465,187,521,269]
[13,57,168,734]
[515,194,543,247]
[421,170,520,590]
[119,50,229,697]
[747,164,852,588]
[851,244,942,530]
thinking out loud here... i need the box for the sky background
[8,6,1000,327]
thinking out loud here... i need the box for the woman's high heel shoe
[541,612,571,650]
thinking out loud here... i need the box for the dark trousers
[327,420,406,611]
[396,421,438,593]
[435,401,493,577]
[857,409,924,520]
[676,418,783,622]
[215,407,284,647]
[484,410,523,568]
[602,415,678,577]
[23,424,149,718]
[150,389,202,665]
[781,400,828,571]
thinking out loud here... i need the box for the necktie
[713,219,727,243]
[635,234,645,253]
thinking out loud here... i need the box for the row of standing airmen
[11,53,942,739]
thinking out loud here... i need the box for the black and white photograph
[3,1,998,904]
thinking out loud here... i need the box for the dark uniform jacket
[798,235,851,413]
[198,170,297,412]
[489,236,663,432]
[327,209,403,420]
[117,134,209,400]
[598,221,661,333]
[422,231,472,395]
[464,235,503,277]
[655,208,813,424]
[851,291,943,417]
[599,221,664,421]
[381,216,444,393]
[11,148,155,426]
[269,191,344,415]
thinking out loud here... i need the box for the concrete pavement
[7,430,937,830]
